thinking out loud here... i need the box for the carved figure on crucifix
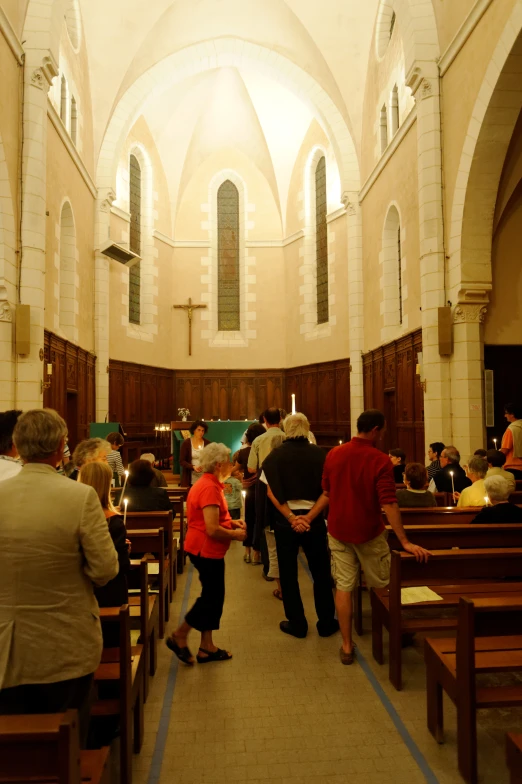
[173,298,207,356]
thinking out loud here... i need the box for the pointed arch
[380,204,406,342]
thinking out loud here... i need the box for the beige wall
[0,33,20,300]
[485,108,522,344]
[45,119,96,350]
[360,122,421,352]
[2,0,30,37]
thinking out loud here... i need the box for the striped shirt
[107,449,125,478]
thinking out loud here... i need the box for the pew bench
[126,510,177,594]
[371,547,522,690]
[0,710,110,784]
[126,528,168,639]
[128,557,159,702]
[92,605,144,784]
[507,732,522,784]
[425,596,522,784]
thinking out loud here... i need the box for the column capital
[406,63,439,100]
[453,303,488,324]
[30,54,59,91]
[97,188,116,212]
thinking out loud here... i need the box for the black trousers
[243,484,256,548]
[185,553,225,632]
[0,673,94,748]
[274,514,336,632]
[254,479,270,574]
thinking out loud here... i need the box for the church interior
[2,0,522,782]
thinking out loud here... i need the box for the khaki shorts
[328,531,390,593]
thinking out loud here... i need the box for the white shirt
[0,456,23,483]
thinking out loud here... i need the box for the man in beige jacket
[0,409,119,743]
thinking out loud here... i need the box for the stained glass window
[129,154,141,325]
[218,180,240,331]
[315,156,329,325]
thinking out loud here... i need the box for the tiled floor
[133,544,518,784]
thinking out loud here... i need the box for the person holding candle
[179,420,210,487]
[166,443,247,664]
[235,423,265,564]
[455,457,488,507]
[501,402,522,480]
[485,449,516,493]
[78,462,130,618]
[426,442,445,480]
[0,409,118,744]
[428,446,471,496]
[67,437,111,482]
[115,459,171,512]
[471,476,522,524]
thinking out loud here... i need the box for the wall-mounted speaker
[438,306,453,356]
[15,305,31,355]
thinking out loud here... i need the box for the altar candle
[123,498,128,527]
[449,470,455,503]
[291,394,296,415]
[121,470,129,498]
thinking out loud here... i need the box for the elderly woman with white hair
[167,442,247,665]
[67,437,111,481]
[262,413,338,639]
[471,475,522,524]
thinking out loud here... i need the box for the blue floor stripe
[147,564,194,784]
[299,553,439,784]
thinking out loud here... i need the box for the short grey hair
[442,447,460,464]
[284,413,310,440]
[199,442,231,474]
[72,438,111,468]
[484,475,511,502]
[13,408,67,462]
[141,453,156,464]
[468,456,488,479]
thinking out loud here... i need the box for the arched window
[70,96,77,145]
[391,85,399,137]
[380,205,404,339]
[315,156,329,324]
[217,180,240,331]
[380,105,388,153]
[60,76,67,123]
[59,201,78,343]
[128,153,141,325]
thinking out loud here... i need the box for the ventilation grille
[484,369,495,428]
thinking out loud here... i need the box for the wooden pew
[371,547,522,690]
[126,529,168,639]
[510,491,522,504]
[92,605,144,784]
[170,497,186,574]
[387,522,522,551]
[126,510,175,600]
[389,507,482,526]
[425,596,522,784]
[0,711,110,784]
[507,732,522,784]
[128,557,159,702]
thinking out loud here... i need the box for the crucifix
[173,298,207,356]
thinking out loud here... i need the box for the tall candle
[484,496,490,507]
[449,470,455,503]
[493,438,498,450]
[121,470,129,497]
[291,394,296,415]
[242,489,246,514]
[123,498,128,527]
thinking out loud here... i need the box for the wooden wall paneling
[108,362,124,424]
[413,331,425,461]
[177,375,202,419]
[87,355,95,426]
[156,371,172,424]
[140,368,157,428]
[335,361,351,425]
[395,338,414,461]
[77,354,87,444]
[317,366,336,424]
[219,378,229,420]
[123,366,141,432]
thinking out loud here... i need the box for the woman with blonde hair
[78,461,130,609]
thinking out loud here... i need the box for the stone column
[16,53,58,409]
[407,63,452,451]
[344,191,364,433]
[94,188,115,421]
[450,297,489,459]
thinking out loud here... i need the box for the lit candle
[242,489,246,511]
[493,438,498,450]
[449,470,455,503]
[339,440,343,445]
[123,498,128,527]
[484,496,490,507]
[121,469,129,498]
[291,394,296,415]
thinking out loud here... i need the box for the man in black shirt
[428,446,471,495]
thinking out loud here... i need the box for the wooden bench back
[0,710,81,783]
[126,529,165,563]
[98,605,131,719]
[510,491,522,504]
[387,523,522,551]
[390,548,522,618]
[386,508,478,526]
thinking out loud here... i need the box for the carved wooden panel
[362,329,423,462]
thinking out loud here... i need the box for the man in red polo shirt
[314,409,429,664]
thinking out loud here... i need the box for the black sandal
[166,637,194,665]
[196,647,233,664]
